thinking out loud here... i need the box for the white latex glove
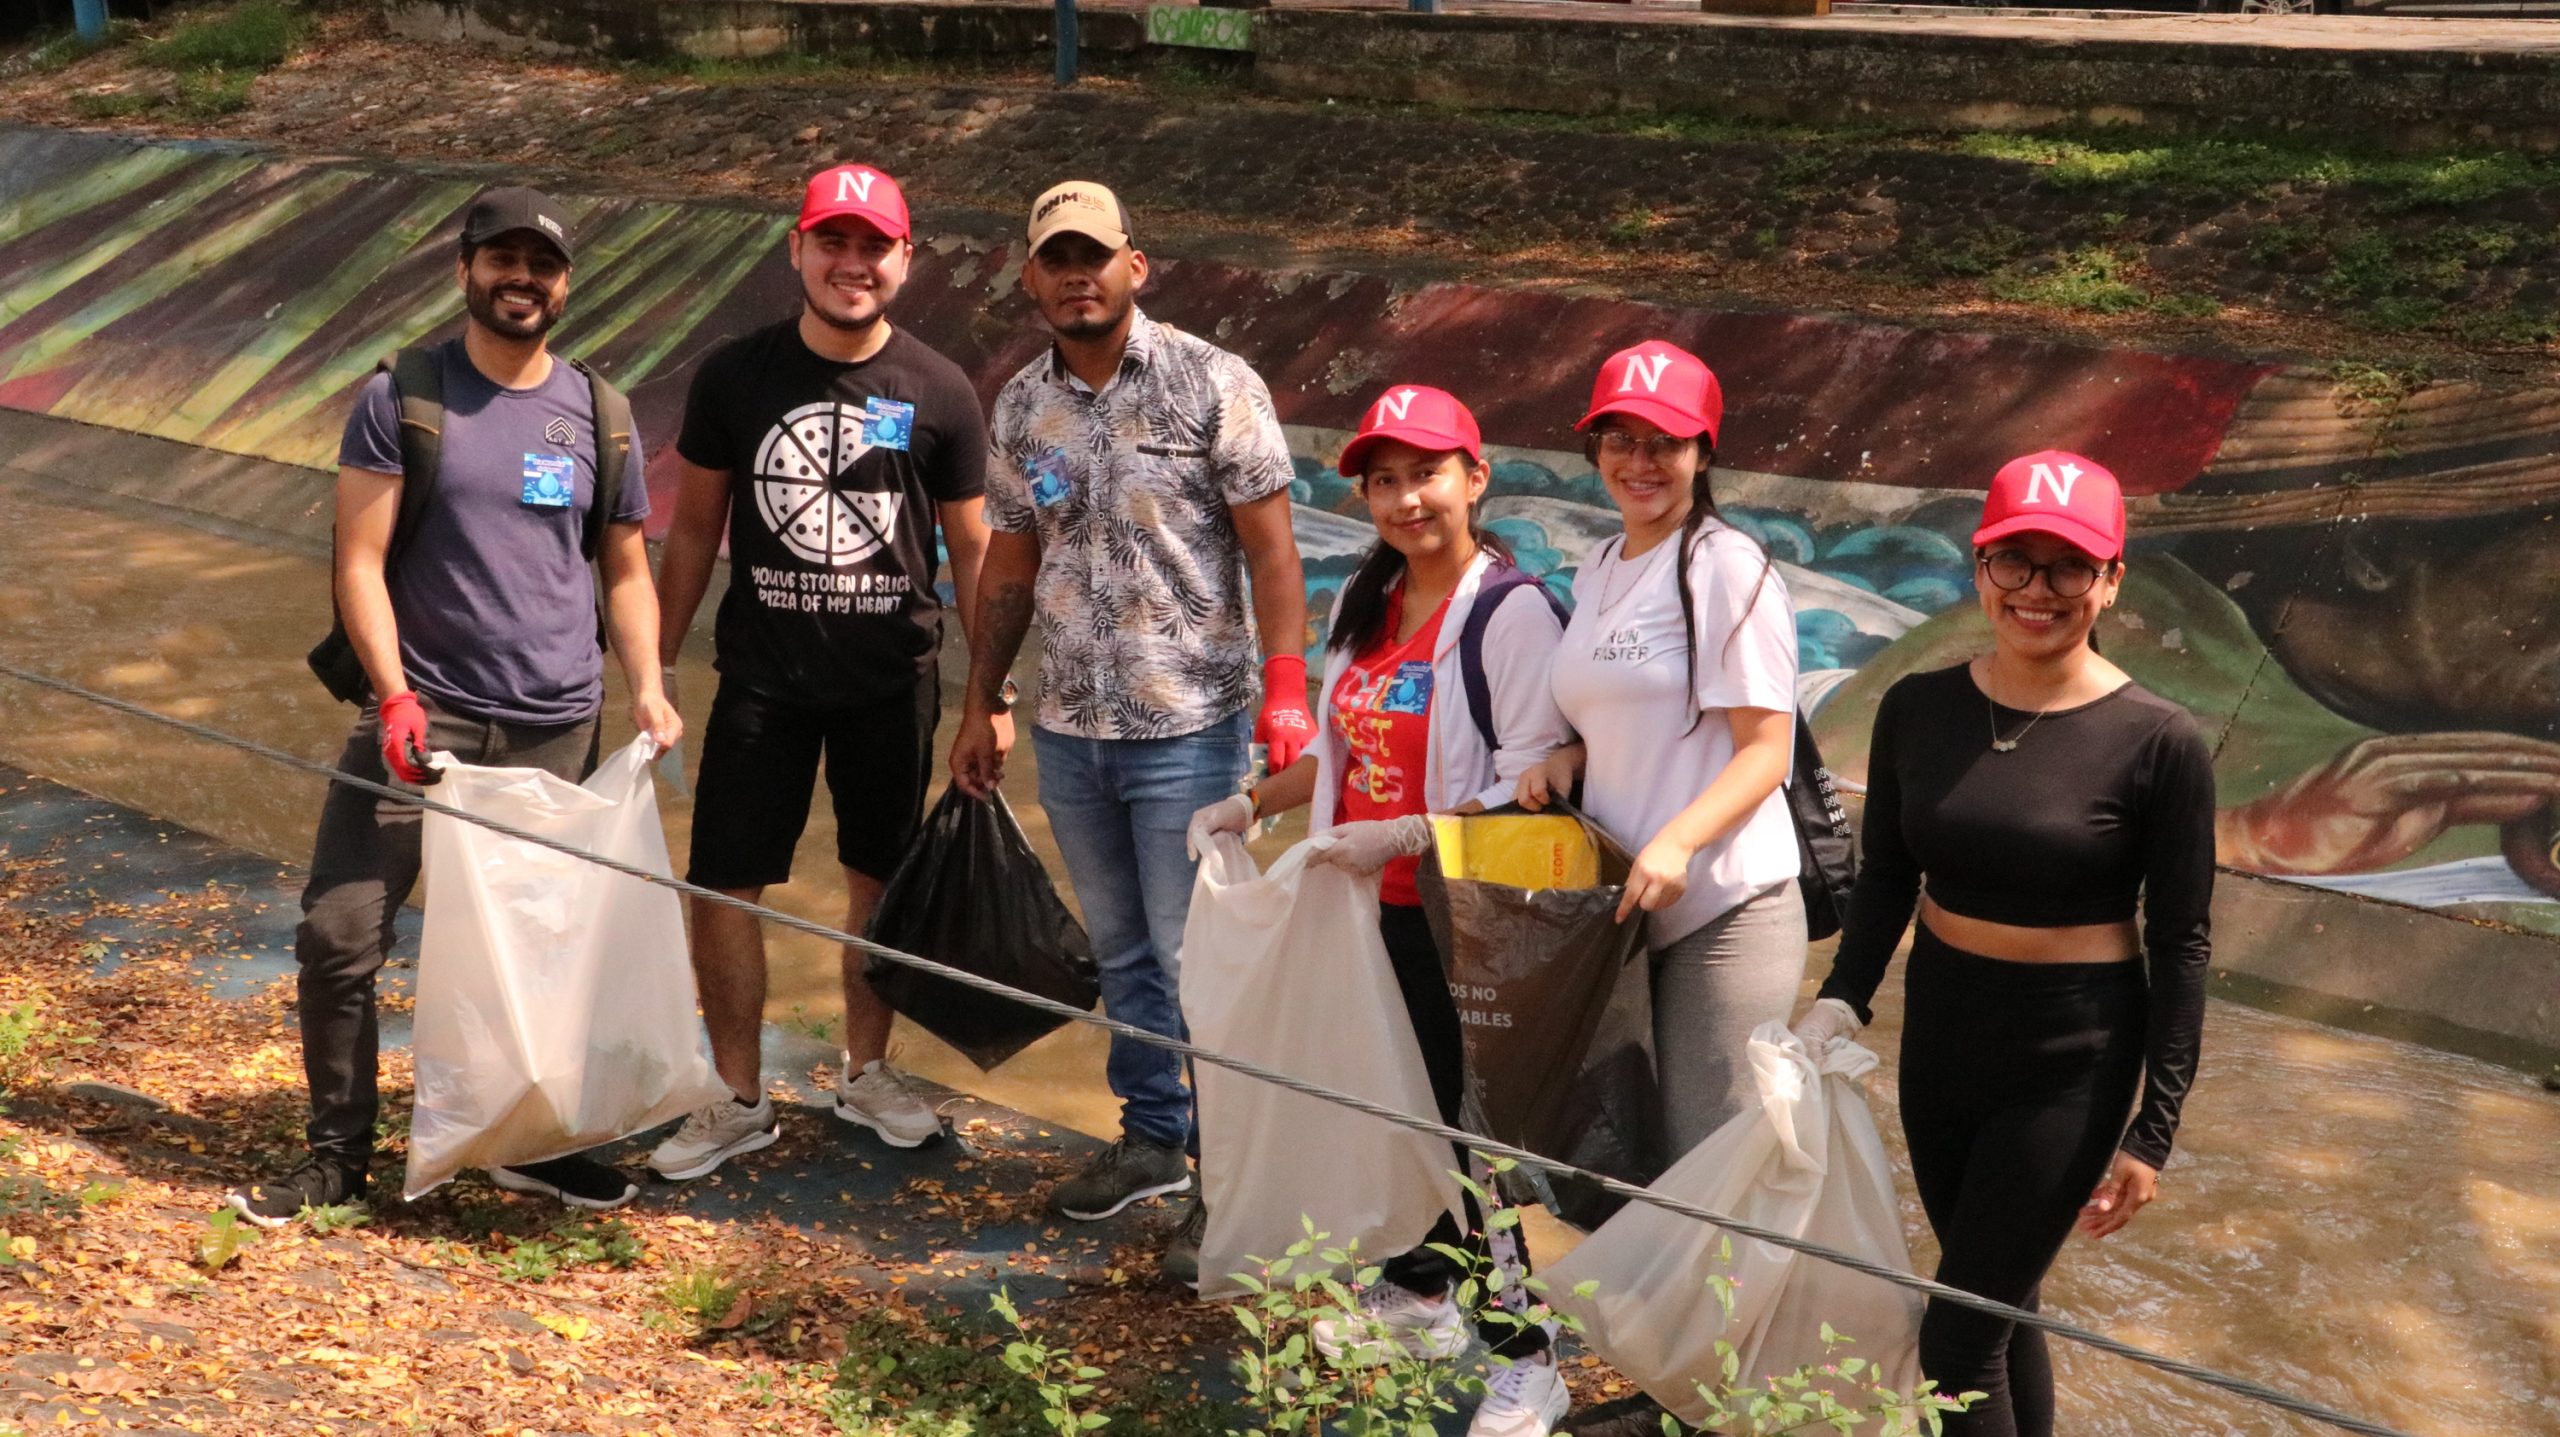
[1308,816,1434,875]
[1791,997,1864,1054]
[1187,793,1256,860]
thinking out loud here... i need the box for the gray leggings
[1652,880,1809,1160]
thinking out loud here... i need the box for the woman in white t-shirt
[1518,339,1808,1163]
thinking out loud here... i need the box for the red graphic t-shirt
[1333,591,1450,907]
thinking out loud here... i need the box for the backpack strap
[384,347,445,565]
[1458,563,1571,750]
[567,356,632,562]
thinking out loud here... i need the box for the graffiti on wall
[9,126,2560,951]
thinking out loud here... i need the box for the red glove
[378,691,435,785]
[1257,654,1315,773]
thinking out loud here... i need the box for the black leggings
[1374,902,1546,1357]
[1898,926,2147,1437]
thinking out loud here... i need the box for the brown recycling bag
[1416,806,1660,1230]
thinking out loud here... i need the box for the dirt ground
[11,6,2560,386]
[0,846,1667,1434]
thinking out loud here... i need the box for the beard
[1048,289,1133,341]
[465,276,564,340]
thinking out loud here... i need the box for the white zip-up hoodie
[1308,551,1573,831]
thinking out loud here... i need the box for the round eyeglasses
[1980,550,2110,599]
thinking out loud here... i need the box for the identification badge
[1027,449,1073,509]
[1381,661,1434,715]
[862,396,916,453]
[521,453,575,508]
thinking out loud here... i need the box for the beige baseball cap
[1026,180,1131,253]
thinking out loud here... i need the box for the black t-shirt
[677,322,988,705]
[1817,662,2217,1170]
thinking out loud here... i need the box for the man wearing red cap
[649,163,1004,1181]
[951,180,1307,1266]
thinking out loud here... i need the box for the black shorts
[686,677,938,890]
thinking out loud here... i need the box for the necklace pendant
[1992,738,2019,753]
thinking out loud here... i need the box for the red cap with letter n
[1972,450,2126,562]
[1574,339,1724,447]
[797,163,911,240]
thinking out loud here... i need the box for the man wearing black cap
[227,186,683,1227]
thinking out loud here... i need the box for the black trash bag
[863,789,1099,1071]
[1417,805,1663,1232]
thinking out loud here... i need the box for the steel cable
[0,657,2414,1437]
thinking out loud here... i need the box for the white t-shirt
[1551,520,1799,947]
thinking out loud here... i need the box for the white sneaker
[834,1059,942,1148]
[1468,1352,1569,1437]
[1312,1283,1470,1365]
[648,1094,779,1181]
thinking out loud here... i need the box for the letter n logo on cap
[837,169,877,204]
[1375,388,1420,423]
[1618,353,1673,394]
[2025,461,2083,507]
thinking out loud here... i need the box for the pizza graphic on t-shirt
[750,402,901,568]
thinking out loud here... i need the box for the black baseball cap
[460,186,574,263]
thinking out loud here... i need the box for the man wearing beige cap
[953,181,1309,1286]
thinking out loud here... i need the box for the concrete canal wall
[6,123,2559,1066]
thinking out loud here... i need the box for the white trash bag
[1549,1022,1924,1427]
[404,736,726,1199]
[1184,832,1466,1300]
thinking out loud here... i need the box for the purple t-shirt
[337,341,649,725]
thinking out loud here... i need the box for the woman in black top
[1794,451,2214,1437]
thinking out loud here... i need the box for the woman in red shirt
[1189,384,1571,1424]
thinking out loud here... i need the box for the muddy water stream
[0,481,2554,1435]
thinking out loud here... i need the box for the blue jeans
[1033,710,1251,1151]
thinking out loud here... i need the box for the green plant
[0,995,92,1093]
[992,1288,1107,1435]
[0,1002,44,1091]
[1606,208,1661,247]
[663,1265,741,1329]
[2355,295,2445,335]
[302,1202,368,1234]
[828,1306,1226,1437]
[197,1208,256,1272]
[2244,223,2317,267]
[2316,228,2398,301]
[1205,1188,1976,1437]
[785,1003,842,1045]
[26,22,134,73]
[1989,248,2151,315]
[174,69,256,119]
[1668,1239,1978,1435]
[150,0,306,73]
[490,1215,643,1281]
[69,89,161,119]
[1226,1219,1487,1437]
[2451,306,2560,348]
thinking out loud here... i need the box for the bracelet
[1247,788,1265,820]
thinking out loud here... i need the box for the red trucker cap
[797,163,911,240]
[1337,384,1484,477]
[1575,339,1724,446]
[1972,450,2127,562]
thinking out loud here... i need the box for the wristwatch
[997,677,1020,712]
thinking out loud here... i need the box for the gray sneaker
[1047,1137,1192,1221]
[1160,1198,1207,1290]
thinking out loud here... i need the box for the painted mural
[8,124,2560,979]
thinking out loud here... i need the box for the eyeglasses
[1980,550,2112,599]
[1592,431,1695,465]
